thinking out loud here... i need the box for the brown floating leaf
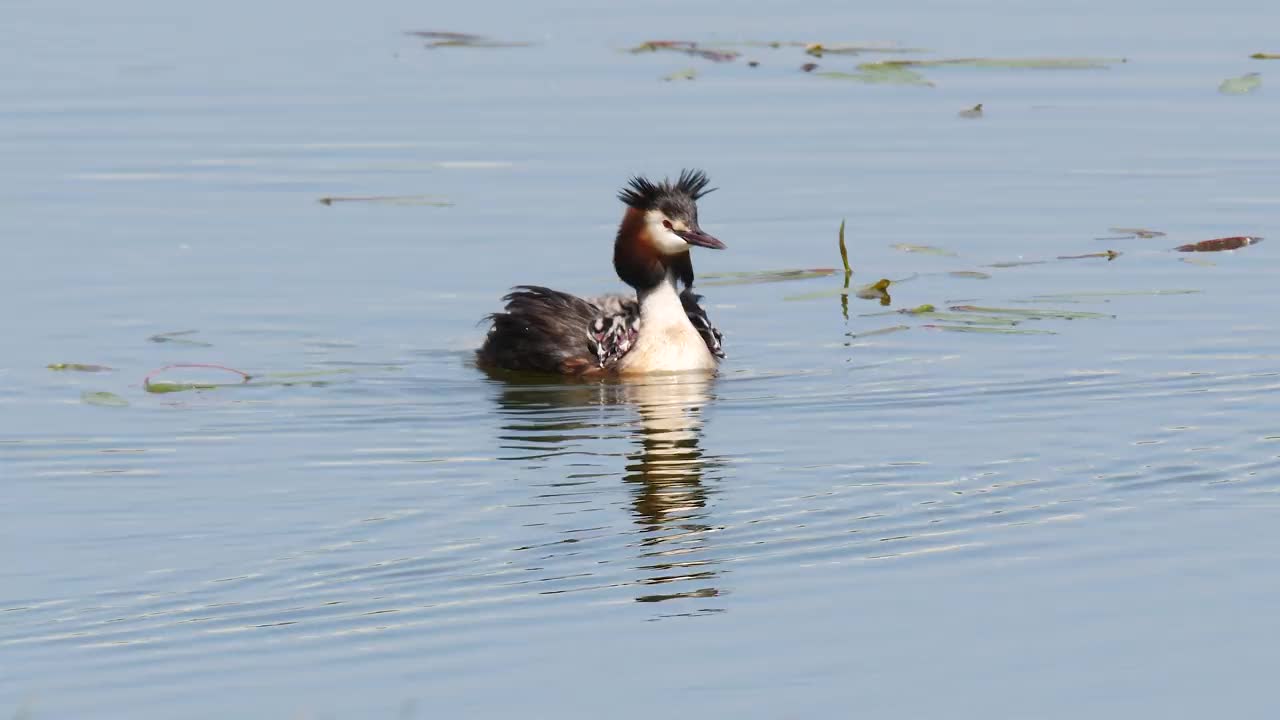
[1058,250,1121,260]
[1175,236,1263,252]
[958,103,984,118]
[1253,52,1280,60]
[801,62,819,72]
[48,363,113,372]
[629,41,739,62]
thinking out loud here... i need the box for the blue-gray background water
[3,0,1278,717]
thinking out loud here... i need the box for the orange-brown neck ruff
[613,207,667,291]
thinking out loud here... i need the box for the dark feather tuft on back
[618,168,716,210]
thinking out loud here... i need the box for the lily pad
[81,391,129,408]
[48,363,113,372]
[1219,73,1262,95]
[702,268,836,286]
[892,243,956,256]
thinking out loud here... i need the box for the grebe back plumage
[477,169,726,375]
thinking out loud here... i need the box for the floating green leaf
[948,270,991,279]
[892,243,956,256]
[1219,72,1262,95]
[848,324,910,339]
[949,304,1113,320]
[81,391,129,407]
[702,268,836,286]
[817,66,934,86]
[1253,53,1280,60]
[923,324,1056,335]
[144,363,252,394]
[148,330,212,347]
[914,311,1021,326]
[663,68,697,81]
[48,363,113,372]
[318,195,453,207]
[856,278,892,305]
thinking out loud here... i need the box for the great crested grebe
[478,169,726,375]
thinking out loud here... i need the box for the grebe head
[614,169,725,290]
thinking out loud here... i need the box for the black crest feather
[618,168,716,209]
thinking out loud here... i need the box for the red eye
[662,219,673,230]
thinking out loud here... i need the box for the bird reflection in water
[491,372,725,614]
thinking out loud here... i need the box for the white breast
[616,281,717,374]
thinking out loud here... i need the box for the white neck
[617,269,717,374]
[637,272,689,329]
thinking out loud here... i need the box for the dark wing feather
[478,286,607,374]
[680,288,725,359]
